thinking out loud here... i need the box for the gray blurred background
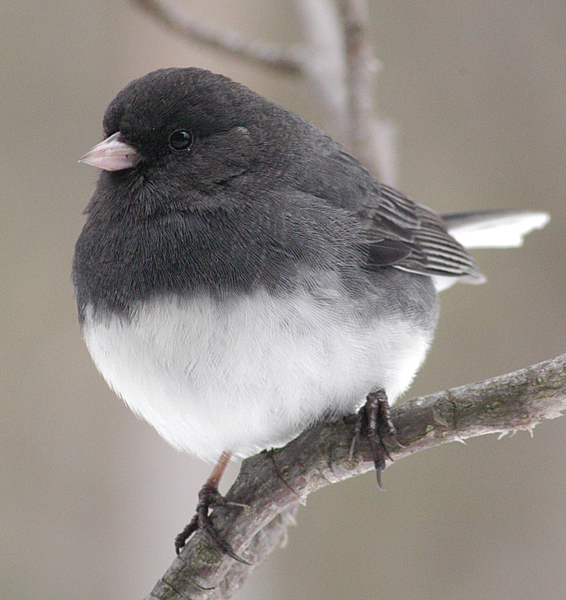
[2,1,565,599]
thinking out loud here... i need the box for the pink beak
[79,132,140,171]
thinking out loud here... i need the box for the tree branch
[334,0,398,184]
[293,0,347,132]
[131,0,305,74]
[337,1,380,168]
[143,353,566,600]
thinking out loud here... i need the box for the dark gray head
[80,68,326,214]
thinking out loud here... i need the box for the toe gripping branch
[175,391,401,563]
[174,451,250,565]
[350,389,403,489]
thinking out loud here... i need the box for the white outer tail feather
[445,210,550,249]
[434,210,550,292]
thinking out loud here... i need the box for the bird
[73,67,549,560]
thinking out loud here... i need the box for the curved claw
[350,389,403,490]
[175,514,198,554]
[175,484,250,565]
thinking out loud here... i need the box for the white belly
[82,289,432,462]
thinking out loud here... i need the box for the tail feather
[442,209,550,249]
[433,209,549,292]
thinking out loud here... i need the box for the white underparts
[83,289,432,462]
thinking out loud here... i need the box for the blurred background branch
[132,0,305,73]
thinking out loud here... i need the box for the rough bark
[143,353,566,600]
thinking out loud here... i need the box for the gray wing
[358,184,485,283]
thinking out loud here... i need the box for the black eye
[169,130,194,151]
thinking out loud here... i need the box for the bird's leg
[349,389,401,489]
[174,451,250,564]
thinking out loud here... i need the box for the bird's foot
[349,389,403,489]
[174,484,250,564]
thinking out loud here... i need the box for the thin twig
[132,0,305,74]
[293,0,347,132]
[336,0,383,170]
[144,353,566,600]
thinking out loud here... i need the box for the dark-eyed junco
[73,67,549,559]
